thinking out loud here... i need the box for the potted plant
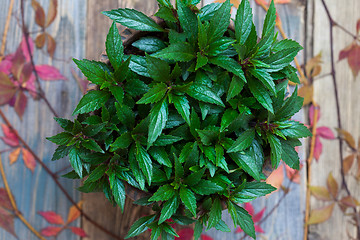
[48,0,311,239]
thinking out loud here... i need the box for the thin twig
[0,155,46,240]
[0,0,14,60]
[0,110,122,240]
[20,0,59,118]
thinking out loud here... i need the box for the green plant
[47,0,311,239]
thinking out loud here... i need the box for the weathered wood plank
[308,0,360,239]
[0,0,87,239]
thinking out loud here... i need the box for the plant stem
[0,0,14,60]
[0,109,123,240]
[0,155,46,240]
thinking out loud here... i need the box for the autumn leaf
[46,0,58,27]
[31,0,46,28]
[67,201,83,224]
[0,208,16,237]
[307,203,335,225]
[336,128,356,150]
[201,235,214,240]
[343,154,355,174]
[1,124,19,147]
[339,196,359,208]
[326,172,338,199]
[14,91,28,119]
[22,148,36,172]
[339,42,360,77]
[9,148,21,165]
[317,127,335,139]
[176,228,194,240]
[298,85,313,106]
[236,202,265,234]
[40,226,62,237]
[35,65,67,81]
[46,34,56,58]
[69,227,88,237]
[309,186,332,201]
[38,211,64,225]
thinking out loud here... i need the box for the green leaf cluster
[48,0,310,239]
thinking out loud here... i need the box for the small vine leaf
[298,85,313,106]
[313,136,322,161]
[336,128,356,149]
[69,227,88,237]
[38,211,64,225]
[35,33,46,48]
[309,186,332,201]
[22,148,36,172]
[316,126,335,139]
[40,226,62,237]
[0,208,16,237]
[14,91,28,120]
[0,188,14,210]
[31,0,46,28]
[67,201,83,224]
[45,0,58,27]
[357,19,360,33]
[35,65,67,81]
[343,154,355,174]
[309,104,321,126]
[1,124,19,147]
[339,196,360,208]
[46,34,56,58]
[0,73,17,105]
[9,148,20,165]
[326,172,338,199]
[307,203,335,225]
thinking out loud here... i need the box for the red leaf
[31,0,46,28]
[69,227,88,237]
[307,203,335,225]
[313,136,322,161]
[46,0,58,27]
[339,43,354,61]
[20,36,34,62]
[22,148,36,172]
[35,65,67,81]
[0,208,16,237]
[38,211,64,225]
[1,124,19,147]
[244,202,254,216]
[0,58,12,75]
[41,226,62,237]
[357,19,360,33]
[176,228,194,240]
[347,44,360,77]
[201,234,214,240]
[266,164,284,192]
[253,207,265,223]
[309,105,321,126]
[316,126,335,139]
[0,188,14,211]
[67,201,83,224]
[14,91,28,119]
[9,147,21,165]
[0,72,17,106]
[254,225,265,233]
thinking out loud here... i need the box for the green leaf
[248,77,273,113]
[189,109,201,137]
[215,144,224,166]
[153,42,195,62]
[148,99,168,147]
[174,154,184,180]
[235,0,253,45]
[154,135,182,146]
[267,133,282,168]
[249,68,276,95]
[148,147,172,167]
[110,175,126,211]
[157,0,172,8]
[194,221,203,240]
[220,109,238,132]
[146,55,170,82]
[115,102,135,129]
[196,53,208,70]
[177,0,198,39]
[126,55,151,77]
[136,143,153,184]
[106,22,123,70]
[208,0,231,43]
[280,139,300,170]
[155,7,178,23]
[132,37,167,53]
[103,9,165,32]
[51,145,70,161]
[198,3,221,21]
[84,165,107,183]
[196,129,218,146]
[159,195,180,224]
[227,129,255,153]
[208,198,222,229]
[179,187,197,217]
[148,184,175,201]
[162,223,179,237]
[179,142,194,163]
[83,123,106,137]
[73,59,109,85]
[226,75,245,101]
[110,132,132,151]
[54,118,74,132]
[172,94,190,125]
[280,121,312,138]
[230,150,261,181]
[262,0,276,37]
[272,39,302,52]
[125,215,156,238]
[191,180,223,195]
[69,147,83,178]
[137,83,168,104]
[264,47,302,72]
[82,139,104,153]
[129,145,146,190]
[187,84,225,107]
[73,90,110,115]
[184,168,205,186]
[233,203,256,239]
[240,182,276,197]
[275,87,302,120]
[109,85,124,103]
[209,56,246,82]
[47,132,73,145]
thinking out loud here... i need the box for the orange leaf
[9,148,21,165]
[326,172,338,199]
[309,186,332,201]
[31,0,45,28]
[46,34,56,58]
[266,164,284,193]
[46,0,58,27]
[21,148,36,172]
[40,226,62,237]
[343,154,355,174]
[298,85,313,106]
[35,33,46,48]
[67,201,83,224]
[38,211,64,225]
[339,196,359,208]
[336,128,356,150]
[307,203,335,225]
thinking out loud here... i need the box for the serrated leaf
[126,55,151,77]
[106,22,123,70]
[191,180,223,195]
[264,47,302,72]
[148,147,172,167]
[177,0,198,39]
[249,68,276,95]
[240,182,276,197]
[47,132,73,145]
[115,102,135,129]
[154,135,182,146]
[82,139,104,153]
[233,203,256,239]
[54,118,74,132]
[73,90,110,115]
[196,129,218,146]
[208,0,231,43]
[179,187,197,217]
[209,56,246,82]
[220,109,238,132]
[148,99,168,147]
[280,139,299,170]
[262,0,276,37]
[187,84,225,107]
[125,215,156,238]
[198,3,222,21]
[136,143,153,184]
[248,77,273,113]
[84,165,107,183]
[235,0,253,45]
[159,195,180,224]
[132,37,167,53]
[275,87,302,120]
[230,148,261,181]
[153,42,195,62]
[267,133,282,168]
[148,184,175,202]
[208,198,222,229]
[146,55,170,82]
[69,147,83,178]
[109,86,124,103]
[227,129,255,153]
[155,7,178,23]
[103,9,165,32]
[83,123,106,137]
[196,53,208,70]
[172,94,190,125]
[137,83,168,104]
[280,121,312,138]
[227,75,245,101]
[51,145,70,161]
[110,132,132,151]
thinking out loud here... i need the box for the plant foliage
[48,0,310,239]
